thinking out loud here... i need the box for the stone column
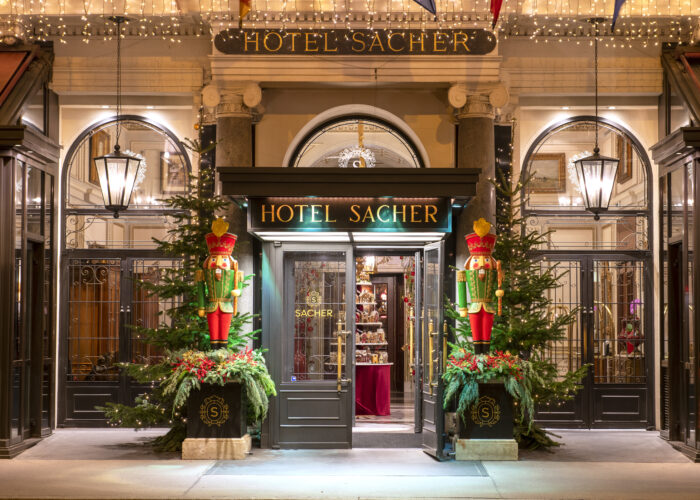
[215,89,254,167]
[211,83,262,320]
[451,89,496,268]
[457,92,496,225]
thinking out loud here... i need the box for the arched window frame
[287,113,426,169]
[521,115,653,221]
[60,115,192,230]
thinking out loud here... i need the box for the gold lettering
[351,32,366,52]
[210,406,219,418]
[393,204,407,222]
[310,205,323,223]
[244,32,259,52]
[377,205,391,223]
[261,204,275,223]
[368,32,385,52]
[387,32,404,52]
[409,33,424,52]
[325,205,337,222]
[362,206,376,223]
[276,204,294,223]
[480,407,490,419]
[323,32,338,52]
[305,32,318,52]
[349,204,361,222]
[453,32,470,52]
[263,31,283,52]
[425,205,438,223]
[410,205,420,223]
[293,204,308,222]
[433,32,447,52]
[289,32,301,51]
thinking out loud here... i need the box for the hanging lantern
[94,16,142,218]
[574,149,619,220]
[94,145,142,218]
[574,18,619,220]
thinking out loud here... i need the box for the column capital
[215,82,263,118]
[450,83,510,120]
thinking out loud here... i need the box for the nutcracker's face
[466,255,496,270]
[204,255,233,270]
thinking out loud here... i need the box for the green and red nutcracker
[196,218,244,349]
[456,218,504,354]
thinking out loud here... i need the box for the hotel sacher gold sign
[248,197,451,232]
[215,29,496,56]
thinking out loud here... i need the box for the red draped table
[355,363,392,416]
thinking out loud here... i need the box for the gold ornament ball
[496,290,504,298]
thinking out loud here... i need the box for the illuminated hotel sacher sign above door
[215,29,496,56]
[248,197,451,232]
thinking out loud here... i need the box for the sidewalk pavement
[0,428,698,499]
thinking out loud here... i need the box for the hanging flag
[490,0,504,29]
[612,0,626,29]
[412,0,436,16]
[240,0,251,22]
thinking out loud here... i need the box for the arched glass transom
[524,119,648,211]
[63,116,190,250]
[291,117,422,168]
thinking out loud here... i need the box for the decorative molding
[457,94,494,120]
[210,55,502,84]
[52,60,203,94]
[216,90,252,118]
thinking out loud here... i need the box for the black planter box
[458,382,514,440]
[187,383,247,439]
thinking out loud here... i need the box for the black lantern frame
[94,16,142,217]
[93,145,142,218]
[574,18,619,220]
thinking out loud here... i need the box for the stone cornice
[210,55,502,84]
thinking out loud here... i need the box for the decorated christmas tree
[100,136,274,452]
[444,169,588,449]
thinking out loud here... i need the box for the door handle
[428,321,438,395]
[336,320,350,392]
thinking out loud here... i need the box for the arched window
[63,116,190,249]
[60,116,188,425]
[521,116,653,429]
[522,117,651,252]
[290,116,423,168]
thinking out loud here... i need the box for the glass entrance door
[537,255,649,428]
[272,245,354,448]
[420,241,447,459]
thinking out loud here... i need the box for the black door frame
[58,249,173,426]
[534,251,653,429]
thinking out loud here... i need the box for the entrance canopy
[218,167,478,244]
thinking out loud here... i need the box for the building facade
[0,2,698,460]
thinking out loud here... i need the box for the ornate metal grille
[67,258,121,381]
[540,259,582,378]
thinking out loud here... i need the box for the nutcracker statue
[456,218,504,354]
[196,218,244,349]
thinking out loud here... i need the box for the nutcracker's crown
[465,232,496,256]
[205,231,237,256]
